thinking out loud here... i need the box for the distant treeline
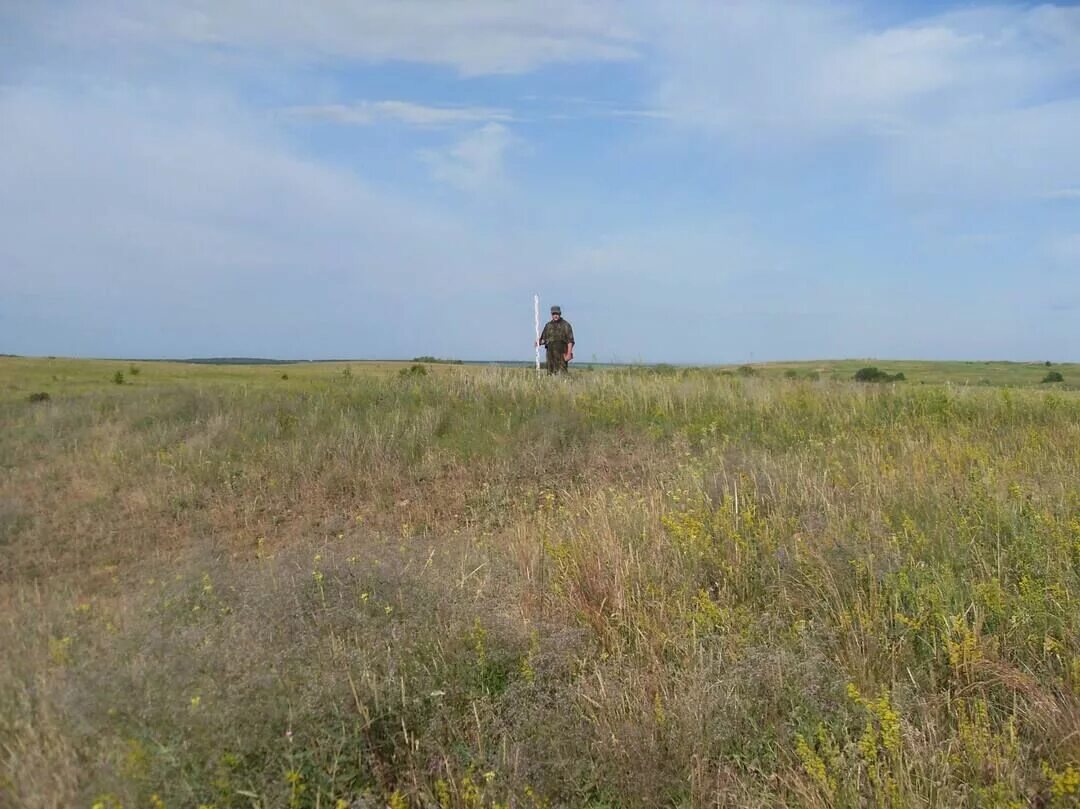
[182,358,306,365]
[412,356,464,365]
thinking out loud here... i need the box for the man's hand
[565,349,573,362]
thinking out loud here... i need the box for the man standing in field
[537,305,575,375]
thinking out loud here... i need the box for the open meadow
[2,356,1079,808]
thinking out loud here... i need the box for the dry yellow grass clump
[1,358,1079,808]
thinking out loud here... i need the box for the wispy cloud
[601,108,670,120]
[1042,188,1080,201]
[1047,234,1080,265]
[285,100,513,128]
[645,1,1080,200]
[885,101,1080,202]
[16,0,639,75]
[420,123,515,191]
[543,106,671,122]
[650,2,1080,138]
[287,98,671,128]
[0,84,527,357]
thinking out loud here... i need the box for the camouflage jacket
[539,319,574,347]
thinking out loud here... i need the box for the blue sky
[1,1,1078,363]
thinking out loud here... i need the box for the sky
[1,1,1078,364]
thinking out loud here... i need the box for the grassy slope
[1,358,1079,808]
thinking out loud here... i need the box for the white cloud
[650,2,1079,135]
[814,25,982,130]
[420,123,515,191]
[643,1,1080,198]
[883,98,1080,200]
[0,84,534,357]
[1047,234,1080,265]
[285,100,513,127]
[0,87,447,282]
[16,0,639,75]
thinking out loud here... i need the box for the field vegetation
[2,356,1079,808]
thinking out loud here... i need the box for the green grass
[724,358,1080,387]
[3,355,1076,404]
[0,357,450,403]
[2,358,1079,807]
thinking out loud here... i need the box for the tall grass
[1,366,1078,807]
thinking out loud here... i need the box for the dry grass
[2,360,1079,807]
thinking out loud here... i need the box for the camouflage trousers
[545,343,569,375]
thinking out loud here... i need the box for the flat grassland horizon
[2,357,1078,808]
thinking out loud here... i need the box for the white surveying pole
[534,294,541,372]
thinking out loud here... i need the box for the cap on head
[550,305,562,315]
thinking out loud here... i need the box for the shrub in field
[1042,371,1064,383]
[128,365,140,376]
[27,391,50,403]
[112,370,124,385]
[854,366,883,382]
[854,366,905,383]
[400,364,428,377]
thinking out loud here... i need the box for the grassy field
[2,357,1079,808]
[3,356,1076,404]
